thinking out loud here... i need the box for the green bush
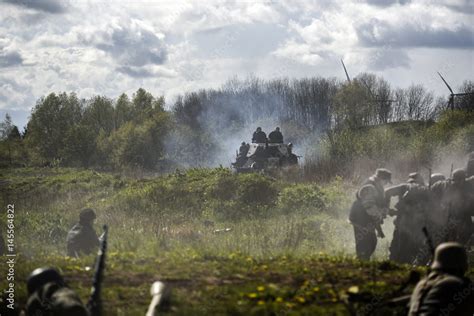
[277,184,325,215]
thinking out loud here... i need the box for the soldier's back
[409,272,474,316]
[66,223,99,257]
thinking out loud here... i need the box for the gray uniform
[408,271,474,316]
[66,223,99,257]
[349,176,387,259]
[386,181,430,263]
[431,177,473,244]
[26,282,89,316]
[466,152,474,177]
[409,242,474,315]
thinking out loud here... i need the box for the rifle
[421,226,435,265]
[427,168,432,189]
[422,227,435,256]
[349,270,420,315]
[375,223,385,239]
[87,225,108,316]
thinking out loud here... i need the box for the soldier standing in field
[349,168,392,260]
[466,151,474,177]
[385,172,430,264]
[66,208,100,257]
[408,242,474,315]
[431,169,474,245]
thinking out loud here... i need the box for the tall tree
[0,113,14,140]
[26,93,83,162]
[82,96,115,135]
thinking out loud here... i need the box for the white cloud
[0,0,472,128]
[272,40,324,65]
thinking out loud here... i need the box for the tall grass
[1,167,361,260]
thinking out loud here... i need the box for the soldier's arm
[385,184,408,199]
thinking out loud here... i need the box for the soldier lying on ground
[25,267,89,316]
[408,242,474,315]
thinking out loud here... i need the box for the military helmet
[431,242,468,274]
[256,127,262,131]
[27,267,64,295]
[79,208,96,222]
[452,168,466,183]
[375,168,392,184]
[408,172,424,185]
[430,173,445,184]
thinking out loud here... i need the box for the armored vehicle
[232,142,298,172]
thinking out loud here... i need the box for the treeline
[1,89,169,169]
[0,74,473,171]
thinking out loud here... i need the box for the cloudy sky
[1,0,473,128]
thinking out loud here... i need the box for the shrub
[277,184,325,215]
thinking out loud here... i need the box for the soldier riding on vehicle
[233,129,298,172]
[268,127,284,143]
[252,127,267,143]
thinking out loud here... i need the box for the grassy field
[0,167,472,315]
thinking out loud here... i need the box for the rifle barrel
[88,225,108,316]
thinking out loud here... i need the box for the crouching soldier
[25,267,89,316]
[349,168,392,260]
[408,242,474,315]
[67,208,99,257]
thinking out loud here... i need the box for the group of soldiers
[234,127,298,169]
[0,208,101,315]
[12,203,474,315]
[252,126,284,144]
[349,153,474,315]
[350,155,473,263]
[3,153,474,315]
